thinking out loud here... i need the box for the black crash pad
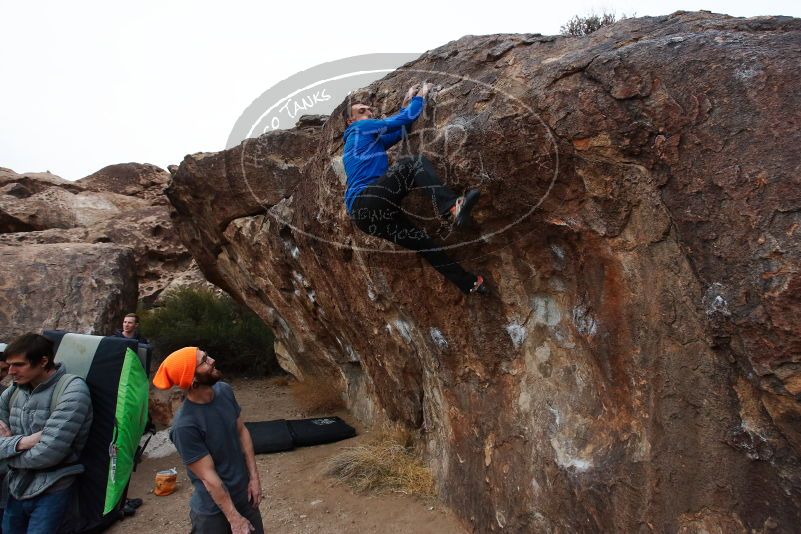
[245,420,295,454]
[245,416,356,454]
[288,417,357,447]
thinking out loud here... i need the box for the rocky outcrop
[0,168,83,195]
[0,166,193,303]
[167,124,320,294]
[167,12,801,533]
[77,163,171,204]
[155,260,220,304]
[0,243,137,340]
[0,186,148,231]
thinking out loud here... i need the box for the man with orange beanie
[153,347,263,534]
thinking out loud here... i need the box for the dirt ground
[107,377,466,534]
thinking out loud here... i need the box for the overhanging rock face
[167,12,801,532]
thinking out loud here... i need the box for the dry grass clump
[289,375,345,415]
[325,424,434,497]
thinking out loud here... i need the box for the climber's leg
[351,186,478,294]
[398,155,481,227]
[385,156,460,216]
[377,155,481,228]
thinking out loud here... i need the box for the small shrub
[140,287,277,375]
[325,424,434,497]
[561,11,620,37]
[290,375,345,415]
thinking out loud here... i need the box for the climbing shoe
[470,275,489,295]
[450,189,481,228]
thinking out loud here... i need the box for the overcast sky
[1,0,798,181]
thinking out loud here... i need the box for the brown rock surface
[166,12,801,533]
[148,386,185,427]
[167,123,320,294]
[0,168,85,232]
[154,260,220,304]
[0,243,137,340]
[77,162,171,204]
[0,167,84,194]
[0,166,193,302]
[0,186,148,231]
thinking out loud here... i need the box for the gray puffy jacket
[0,364,93,499]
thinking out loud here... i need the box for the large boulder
[0,166,193,303]
[0,243,137,340]
[167,123,319,294]
[0,167,83,195]
[0,186,148,231]
[167,12,801,533]
[77,163,171,204]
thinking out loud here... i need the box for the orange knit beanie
[153,347,198,390]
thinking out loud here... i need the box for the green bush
[140,287,278,375]
[560,11,621,37]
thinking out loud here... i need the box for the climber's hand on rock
[404,84,420,106]
[417,82,435,98]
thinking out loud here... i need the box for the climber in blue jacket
[343,82,488,295]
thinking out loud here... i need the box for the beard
[194,367,223,386]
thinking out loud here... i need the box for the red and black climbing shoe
[450,188,481,228]
[470,275,489,295]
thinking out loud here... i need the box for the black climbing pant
[350,156,477,294]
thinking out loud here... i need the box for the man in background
[111,313,149,515]
[113,313,149,345]
[153,347,263,534]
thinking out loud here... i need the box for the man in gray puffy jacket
[0,351,9,531]
[0,333,93,534]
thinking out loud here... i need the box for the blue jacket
[342,96,425,213]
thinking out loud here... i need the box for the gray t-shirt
[170,382,249,514]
